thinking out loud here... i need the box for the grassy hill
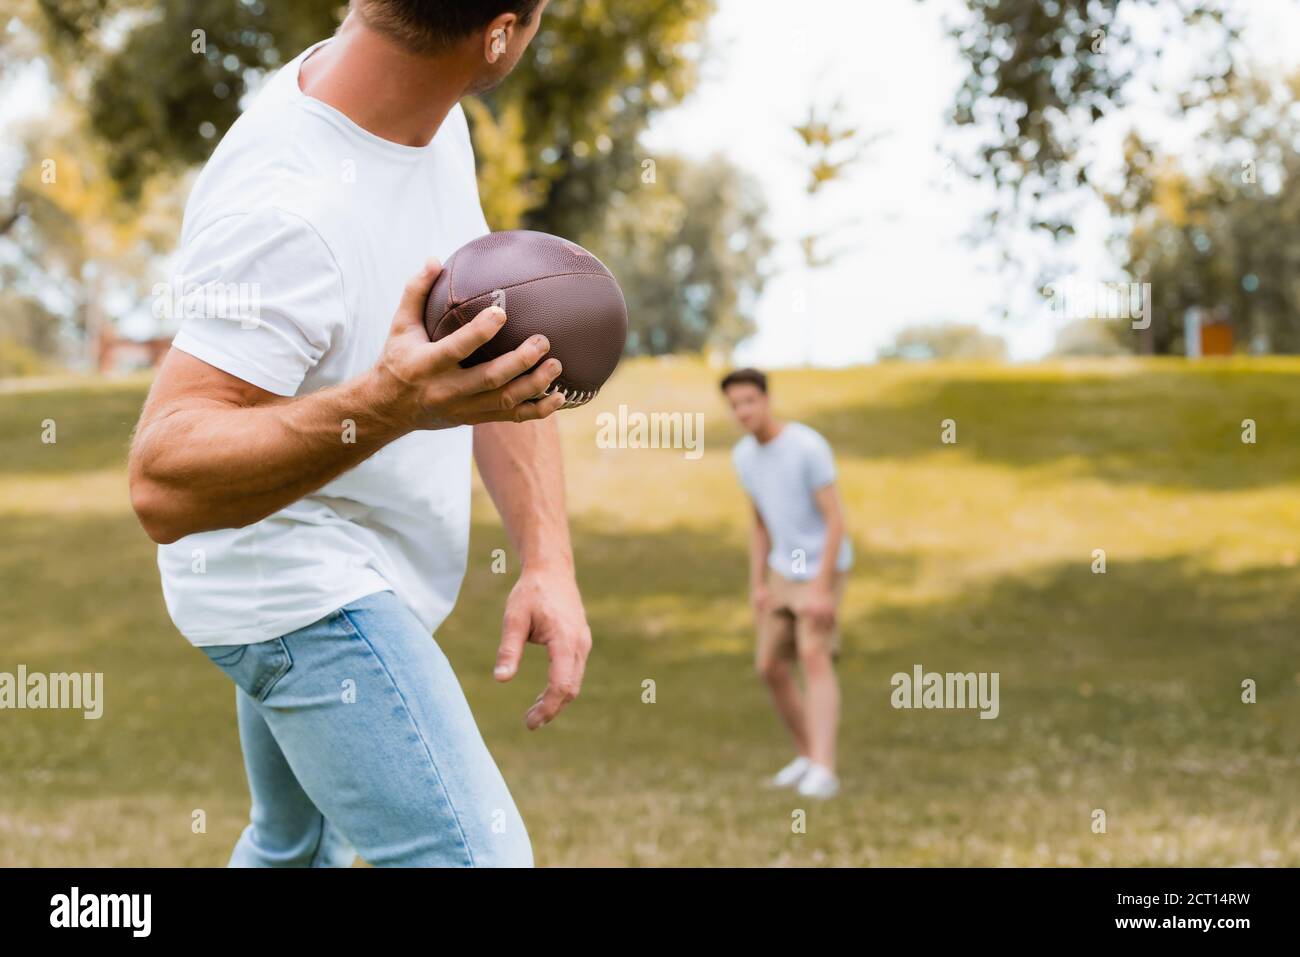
[2,356,1299,865]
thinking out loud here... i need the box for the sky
[642,0,1300,366]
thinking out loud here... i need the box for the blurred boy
[722,369,852,799]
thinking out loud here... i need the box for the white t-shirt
[158,40,489,646]
[732,422,853,582]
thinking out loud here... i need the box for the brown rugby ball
[423,230,628,409]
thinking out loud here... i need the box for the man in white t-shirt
[127,0,587,867]
[723,369,853,800]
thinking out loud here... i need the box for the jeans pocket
[201,638,293,702]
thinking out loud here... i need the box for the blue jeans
[200,590,532,867]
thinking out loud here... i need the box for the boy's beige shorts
[756,569,846,666]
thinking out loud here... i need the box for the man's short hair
[720,368,768,394]
[355,0,542,55]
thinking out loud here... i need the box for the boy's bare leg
[799,645,839,772]
[759,656,811,756]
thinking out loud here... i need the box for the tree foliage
[33,0,342,199]
[3,4,185,364]
[472,0,714,238]
[9,0,772,365]
[29,0,715,227]
[1105,72,1300,353]
[595,154,771,356]
[939,0,1238,239]
[879,322,1007,361]
[1050,316,1131,357]
[791,98,881,270]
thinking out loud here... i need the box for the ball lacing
[546,384,598,409]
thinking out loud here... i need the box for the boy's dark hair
[719,368,768,394]
[355,0,542,54]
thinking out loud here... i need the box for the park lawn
[1,356,1298,866]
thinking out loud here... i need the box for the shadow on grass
[5,505,1300,862]
[456,515,912,626]
[837,553,1300,763]
[804,366,1300,491]
[453,515,1300,768]
[0,509,234,803]
[0,383,148,476]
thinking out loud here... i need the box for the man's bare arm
[130,351,400,542]
[474,418,592,729]
[749,503,772,609]
[128,259,564,544]
[812,482,846,591]
[803,482,847,628]
[474,418,574,574]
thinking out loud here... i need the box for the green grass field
[2,356,1299,866]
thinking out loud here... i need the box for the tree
[1051,317,1131,357]
[29,0,716,226]
[791,99,880,270]
[595,154,771,356]
[1105,71,1300,353]
[937,0,1239,241]
[1,0,48,239]
[2,94,184,367]
[879,322,1007,361]
[32,0,343,201]
[785,97,881,363]
[0,285,60,376]
[471,0,715,240]
[14,0,745,364]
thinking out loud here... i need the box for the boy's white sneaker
[795,763,840,799]
[766,756,812,789]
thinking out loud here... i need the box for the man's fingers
[421,307,570,421]
[472,358,563,412]
[436,305,508,364]
[569,630,591,696]
[392,258,442,333]
[458,388,565,426]
[525,647,581,730]
[525,685,570,730]
[495,606,529,682]
[456,359,564,424]
[470,334,552,392]
[509,391,566,422]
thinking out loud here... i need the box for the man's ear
[483,14,517,64]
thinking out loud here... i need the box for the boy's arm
[749,502,772,611]
[804,482,847,628]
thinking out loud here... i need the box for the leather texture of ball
[424,230,628,409]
